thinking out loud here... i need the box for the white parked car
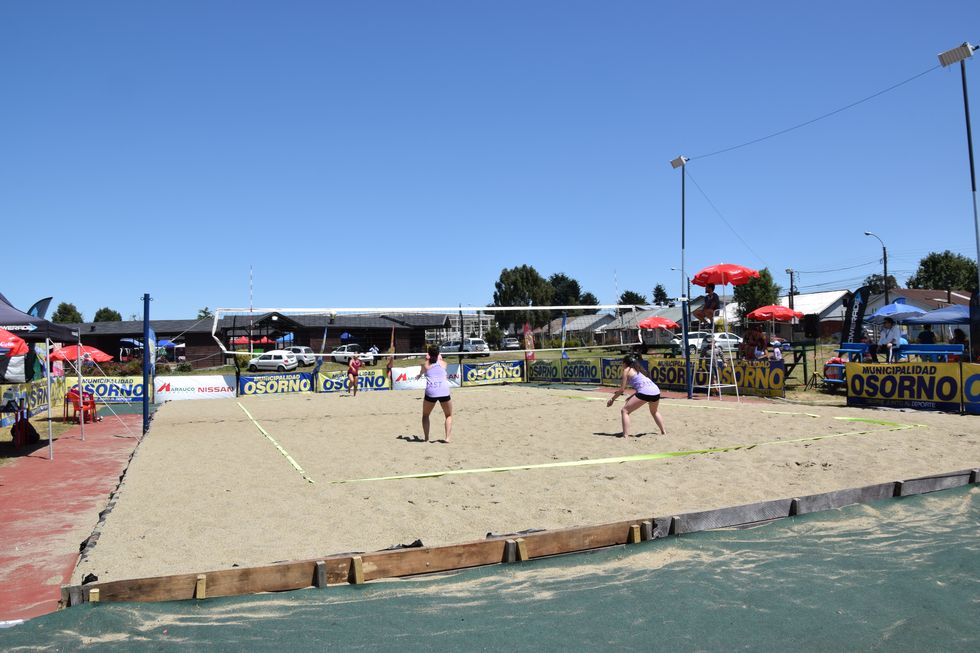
[286,346,316,366]
[672,331,742,356]
[247,350,298,372]
[440,338,491,356]
[501,337,521,350]
[331,344,375,365]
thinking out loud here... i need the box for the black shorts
[424,394,451,403]
[635,392,660,403]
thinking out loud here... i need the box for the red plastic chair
[65,390,97,424]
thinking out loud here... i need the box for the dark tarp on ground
[0,292,78,343]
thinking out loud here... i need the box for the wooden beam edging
[62,468,978,608]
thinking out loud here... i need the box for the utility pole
[785,268,796,310]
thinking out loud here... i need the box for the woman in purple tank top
[606,354,666,438]
[415,345,453,443]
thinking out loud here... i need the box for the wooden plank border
[61,468,978,608]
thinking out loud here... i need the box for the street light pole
[938,42,980,296]
[864,232,889,305]
[785,268,796,310]
[671,156,692,399]
[670,267,692,320]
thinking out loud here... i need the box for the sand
[73,385,979,583]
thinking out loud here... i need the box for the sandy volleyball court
[74,385,979,583]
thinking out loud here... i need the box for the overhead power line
[795,259,878,274]
[689,65,940,162]
[684,170,769,268]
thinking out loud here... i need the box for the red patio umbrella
[49,345,113,363]
[691,263,760,287]
[745,305,803,322]
[638,316,679,330]
[0,328,29,356]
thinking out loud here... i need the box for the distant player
[347,353,362,397]
[416,345,453,443]
[606,354,666,438]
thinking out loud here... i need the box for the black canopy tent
[0,292,78,343]
[0,292,82,460]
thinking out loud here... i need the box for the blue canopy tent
[903,305,969,325]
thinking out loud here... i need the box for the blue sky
[2,1,979,320]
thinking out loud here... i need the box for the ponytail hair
[622,354,641,371]
[427,346,440,364]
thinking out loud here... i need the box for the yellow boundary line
[332,418,924,484]
[762,410,822,418]
[237,402,315,484]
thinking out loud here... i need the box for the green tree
[93,307,122,322]
[548,273,583,318]
[652,284,670,305]
[579,291,601,314]
[52,302,83,323]
[197,306,214,319]
[862,273,899,294]
[906,250,978,293]
[492,265,554,328]
[618,290,648,306]
[484,324,503,349]
[733,268,781,320]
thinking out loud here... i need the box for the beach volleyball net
[210,304,656,365]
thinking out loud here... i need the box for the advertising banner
[601,357,650,386]
[527,359,562,383]
[557,358,601,384]
[154,375,237,403]
[841,285,871,346]
[963,363,980,415]
[646,358,689,391]
[647,358,785,397]
[68,376,146,403]
[462,360,524,386]
[846,362,962,412]
[239,372,314,396]
[733,360,787,398]
[318,369,390,393]
[391,365,462,391]
[0,377,65,427]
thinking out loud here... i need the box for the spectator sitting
[917,324,936,345]
[876,317,902,362]
[950,328,968,362]
[692,283,720,326]
[860,333,875,362]
[740,326,764,361]
[951,328,967,346]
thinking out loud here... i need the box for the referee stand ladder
[692,308,741,402]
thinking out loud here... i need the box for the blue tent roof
[868,298,927,324]
[903,304,969,325]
